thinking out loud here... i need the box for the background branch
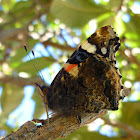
[0,73,44,87]
[43,40,76,52]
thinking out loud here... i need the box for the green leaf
[15,56,55,76]
[51,0,110,27]
[9,48,28,68]
[120,102,140,131]
[0,84,24,120]
[1,0,16,11]
[9,39,38,68]
[131,14,140,35]
[97,13,115,28]
[127,14,140,45]
[114,15,126,37]
[10,1,33,15]
[6,0,35,27]
[109,0,122,11]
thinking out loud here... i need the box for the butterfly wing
[66,25,120,65]
[62,25,120,76]
[46,25,124,115]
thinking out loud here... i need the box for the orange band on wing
[65,64,78,72]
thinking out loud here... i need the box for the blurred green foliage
[0,0,140,139]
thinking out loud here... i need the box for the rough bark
[3,110,107,140]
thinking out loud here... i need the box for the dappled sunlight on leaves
[0,0,140,139]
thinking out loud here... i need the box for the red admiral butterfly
[34,25,130,121]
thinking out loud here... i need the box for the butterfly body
[35,25,129,119]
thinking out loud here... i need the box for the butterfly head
[34,83,49,104]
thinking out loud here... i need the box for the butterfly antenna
[24,45,50,124]
[31,49,46,84]
[24,45,45,84]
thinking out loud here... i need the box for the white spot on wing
[81,40,96,54]
[101,47,107,54]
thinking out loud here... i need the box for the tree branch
[2,110,108,140]
[0,73,44,87]
[43,40,76,52]
[1,69,131,139]
[0,28,27,42]
[0,1,51,30]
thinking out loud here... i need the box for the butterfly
[34,25,130,122]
